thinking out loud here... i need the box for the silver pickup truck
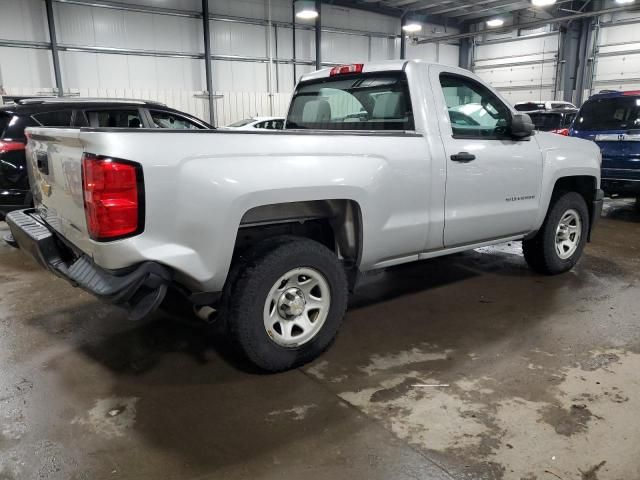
[7,60,603,372]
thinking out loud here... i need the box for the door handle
[451,152,476,162]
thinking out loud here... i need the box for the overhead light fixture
[531,0,556,6]
[487,18,505,27]
[402,22,422,33]
[294,0,318,19]
[615,0,635,4]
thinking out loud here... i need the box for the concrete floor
[0,199,639,480]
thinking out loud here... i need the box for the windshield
[228,118,255,127]
[286,73,413,131]
[528,112,562,131]
[575,97,640,131]
[515,102,545,112]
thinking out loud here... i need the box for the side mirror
[510,112,534,139]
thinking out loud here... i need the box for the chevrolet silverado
[6,60,603,372]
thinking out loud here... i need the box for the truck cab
[570,90,640,200]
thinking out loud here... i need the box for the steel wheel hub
[263,267,331,348]
[555,209,582,260]
[278,288,306,318]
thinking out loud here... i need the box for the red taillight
[623,90,640,96]
[0,140,26,154]
[82,153,143,241]
[329,64,364,76]
[552,128,570,136]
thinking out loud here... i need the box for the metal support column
[459,38,472,70]
[202,0,215,125]
[315,0,321,69]
[400,15,406,60]
[574,19,594,106]
[561,21,582,103]
[292,1,297,84]
[45,0,63,96]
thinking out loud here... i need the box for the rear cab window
[286,72,414,131]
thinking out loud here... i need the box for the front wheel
[523,192,589,275]
[226,236,348,372]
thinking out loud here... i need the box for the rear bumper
[5,209,171,320]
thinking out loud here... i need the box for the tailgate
[25,128,89,248]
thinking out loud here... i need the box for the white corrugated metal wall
[473,28,560,105]
[1,0,457,126]
[590,9,640,97]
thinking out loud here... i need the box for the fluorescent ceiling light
[296,9,318,19]
[531,0,556,6]
[615,0,635,4]
[402,23,423,33]
[487,18,505,27]
[295,0,318,19]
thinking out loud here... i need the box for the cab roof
[298,59,469,83]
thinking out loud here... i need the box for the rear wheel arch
[234,199,363,285]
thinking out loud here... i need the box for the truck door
[429,66,543,247]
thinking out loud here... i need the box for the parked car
[221,116,285,130]
[7,60,602,372]
[515,101,577,112]
[0,98,210,218]
[528,108,578,135]
[570,90,640,201]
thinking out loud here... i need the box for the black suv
[0,98,211,218]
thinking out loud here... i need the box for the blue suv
[570,90,640,201]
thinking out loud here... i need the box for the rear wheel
[226,236,348,372]
[523,192,589,275]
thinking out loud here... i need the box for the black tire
[225,236,348,372]
[523,191,589,275]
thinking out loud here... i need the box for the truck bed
[26,127,439,292]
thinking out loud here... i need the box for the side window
[149,110,203,129]
[440,74,511,138]
[253,121,267,129]
[32,110,73,127]
[85,109,142,128]
[273,120,284,129]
